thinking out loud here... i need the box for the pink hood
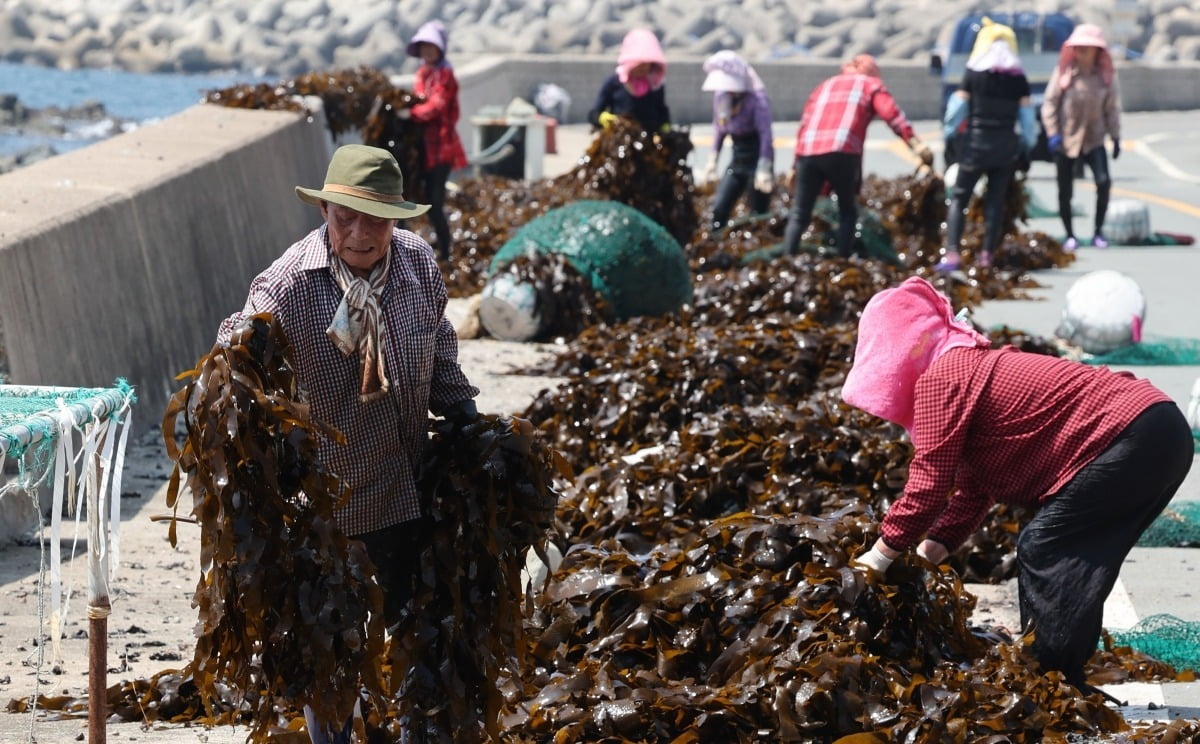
[1057,23,1114,88]
[616,28,667,94]
[841,277,991,431]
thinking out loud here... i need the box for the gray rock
[1175,35,1200,61]
[1160,9,1200,38]
[0,11,35,40]
[246,0,285,28]
[2,0,1200,79]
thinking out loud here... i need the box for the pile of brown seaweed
[161,314,388,741]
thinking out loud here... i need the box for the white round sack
[1103,199,1151,245]
[479,273,542,342]
[1055,270,1146,354]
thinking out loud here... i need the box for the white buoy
[479,273,542,341]
[1055,270,1146,354]
[1103,199,1151,244]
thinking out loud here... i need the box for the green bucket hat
[296,144,430,220]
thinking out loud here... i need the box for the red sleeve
[411,68,456,123]
[926,474,995,551]
[871,83,915,142]
[879,366,971,551]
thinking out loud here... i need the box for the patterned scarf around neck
[327,245,392,402]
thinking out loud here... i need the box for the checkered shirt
[217,225,479,536]
[880,347,1171,552]
[793,73,916,157]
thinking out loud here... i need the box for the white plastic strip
[108,404,132,581]
[48,432,67,665]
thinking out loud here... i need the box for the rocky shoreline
[0,94,136,174]
[1,0,1198,78]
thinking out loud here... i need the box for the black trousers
[1016,402,1194,684]
[945,161,1014,256]
[355,517,430,628]
[1055,145,1111,239]
[423,163,453,259]
[711,133,769,229]
[782,152,862,258]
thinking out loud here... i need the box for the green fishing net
[1082,335,1200,366]
[1138,501,1200,547]
[1109,614,1200,673]
[738,197,900,265]
[490,200,692,320]
[0,380,136,487]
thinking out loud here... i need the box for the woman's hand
[916,539,949,564]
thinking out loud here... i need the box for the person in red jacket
[782,54,932,258]
[842,276,1192,698]
[402,20,468,261]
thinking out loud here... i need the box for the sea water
[0,61,266,156]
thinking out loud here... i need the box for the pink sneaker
[1062,237,1078,253]
[1092,234,1109,248]
[976,251,992,268]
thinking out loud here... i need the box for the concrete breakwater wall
[0,105,330,432]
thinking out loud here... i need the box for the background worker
[781,54,933,258]
[1041,23,1122,251]
[399,20,468,261]
[843,276,1192,698]
[587,28,671,134]
[937,18,1037,272]
[218,144,480,744]
[700,49,775,231]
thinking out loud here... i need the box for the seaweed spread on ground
[45,70,1194,741]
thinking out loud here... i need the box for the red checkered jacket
[412,62,468,171]
[880,347,1170,552]
[793,72,915,157]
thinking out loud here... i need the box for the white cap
[702,69,747,93]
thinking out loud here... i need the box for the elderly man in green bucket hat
[217,144,480,744]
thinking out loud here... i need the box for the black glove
[1112,138,1121,160]
[443,398,479,434]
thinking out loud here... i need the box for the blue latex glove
[1017,104,1037,151]
[1048,133,1062,155]
[942,93,967,140]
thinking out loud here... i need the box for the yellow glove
[597,111,617,130]
[910,137,934,167]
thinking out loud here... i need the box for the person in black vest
[936,18,1037,272]
[587,28,671,134]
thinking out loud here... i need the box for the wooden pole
[86,428,110,744]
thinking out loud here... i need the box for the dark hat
[296,144,429,220]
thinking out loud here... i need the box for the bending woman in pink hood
[587,28,671,133]
[843,276,1190,697]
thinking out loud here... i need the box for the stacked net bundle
[1109,614,1200,673]
[490,199,692,320]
